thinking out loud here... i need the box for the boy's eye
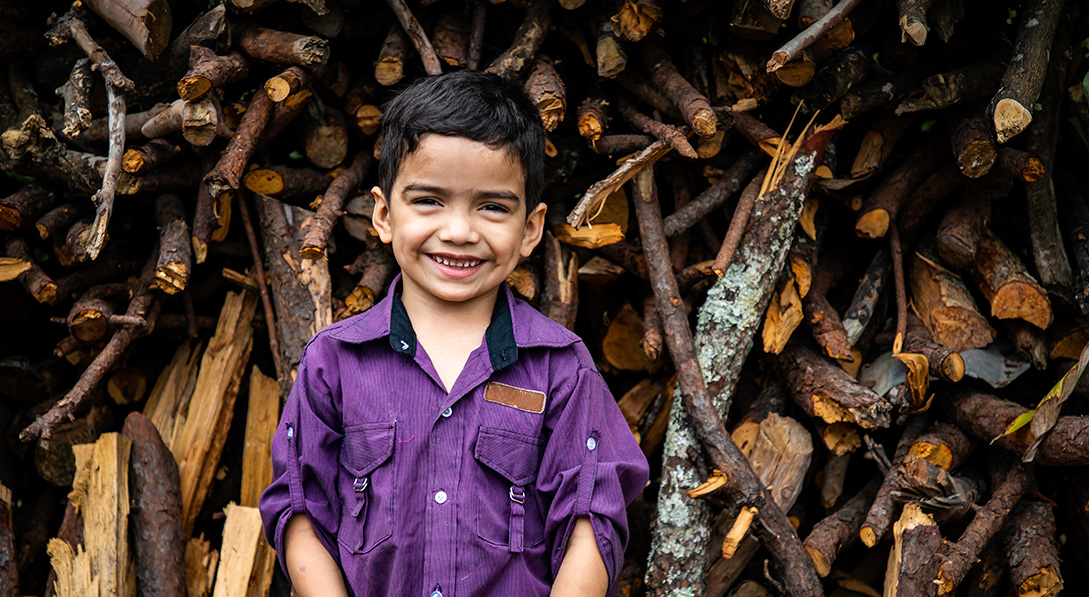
[412,197,440,206]
[481,203,510,213]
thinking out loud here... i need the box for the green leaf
[288,150,304,160]
[1019,340,1089,461]
[920,119,937,132]
[1000,410,1035,438]
[5,171,35,183]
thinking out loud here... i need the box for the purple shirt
[259,278,649,596]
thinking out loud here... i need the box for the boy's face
[371,134,547,309]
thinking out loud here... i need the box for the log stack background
[0,0,1088,595]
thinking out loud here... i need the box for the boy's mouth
[429,254,482,269]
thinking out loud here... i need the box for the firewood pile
[1,0,1088,594]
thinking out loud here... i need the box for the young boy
[260,71,649,597]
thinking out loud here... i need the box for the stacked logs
[0,0,1088,595]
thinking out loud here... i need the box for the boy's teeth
[434,256,481,268]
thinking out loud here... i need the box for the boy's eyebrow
[401,183,521,202]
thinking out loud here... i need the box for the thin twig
[767,0,866,72]
[711,171,766,276]
[237,192,283,379]
[890,222,907,353]
[385,0,443,75]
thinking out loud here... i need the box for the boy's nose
[437,210,480,244]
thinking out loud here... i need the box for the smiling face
[371,134,547,313]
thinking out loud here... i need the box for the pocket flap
[474,427,541,486]
[340,421,395,476]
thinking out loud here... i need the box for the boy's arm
[550,518,608,597]
[284,514,350,597]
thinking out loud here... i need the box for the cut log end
[1016,566,1063,597]
[991,283,1053,330]
[264,78,292,103]
[192,236,208,265]
[860,525,877,547]
[942,352,965,382]
[899,17,928,46]
[805,545,832,577]
[908,443,953,470]
[177,77,212,101]
[578,115,604,141]
[1021,157,1045,182]
[930,308,997,352]
[994,99,1033,144]
[375,60,404,87]
[155,262,189,295]
[693,110,717,138]
[299,246,325,260]
[958,141,998,179]
[242,169,286,195]
[856,209,890,239]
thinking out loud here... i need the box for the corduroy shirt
[259,277,649,597]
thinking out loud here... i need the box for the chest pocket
[473,427,545,551]
[338,421,395,555]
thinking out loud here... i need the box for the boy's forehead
[395,134,526,195]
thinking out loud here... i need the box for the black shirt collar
[389,283,518,373]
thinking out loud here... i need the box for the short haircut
[378,70,546,211]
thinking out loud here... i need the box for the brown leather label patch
[484,382,546,414]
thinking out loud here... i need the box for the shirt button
[441,407,453,418]
[587,437,597,451]
[431,591,442,597]
[434,490,448,504]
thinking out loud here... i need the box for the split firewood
[860,416,927,547]
[781,342,892,429]
[1022,11,1075,302]
[34,405,113,487]
[210,504,275,597]
[804,478,880,576]
[121,139,180,176]
[895,51,1009,115]
[618,96,697,159]
[36,203,90,241]
[949,390,1089,466]
[204,88,273,201]
[525,57,565,132]
[256,195,331,385]
[433,11,470,68]
[83,0,172,61]
[855,140,944,239]
[909,249,996,352]
[376,24,411,85]
[595,11,627,78]
[236,23,330,67]
[121,412,185,597]
[612,0,662,42]
[6,237,57,304]
[933,456,1029,594]
[178,47,249,101]
[56,59,93,139]
[641,36,716,138]
[241,367,278,508]
[970,228,1053,329]
[950,106,996,178]
[342,242,395,319]
[300,151,372,259]
[988,0,1064,143]
[767,0,864,72]
[1003,499,1064,597]
[22,260,157,445]
[155,194,192,295]
[243,165,330,201]
[884,502,941,596]
[903,313,964,382]
[0,183,56,232]
[265,67,311,105]
[172,290,257,534]
[792,47,872,114]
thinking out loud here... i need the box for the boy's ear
[371,186,393,244]
[519,202,547,258]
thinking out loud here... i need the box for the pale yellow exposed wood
[56,434,135,597]
[211,504,275,597]
[241,366,280,507]
[172,291,258,535]
[143,340,202,445]
[185,534,219,597]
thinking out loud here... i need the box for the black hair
[378,70,546,211]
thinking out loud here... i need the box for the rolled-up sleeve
[259,348,343,577]
[537,365,650,595]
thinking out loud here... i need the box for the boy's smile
[371,134,546,314]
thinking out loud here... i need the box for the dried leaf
[1012,341,1089,461]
